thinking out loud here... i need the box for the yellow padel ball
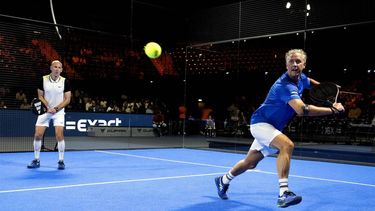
[144,42,162,59]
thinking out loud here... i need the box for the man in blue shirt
[215,49,345,208]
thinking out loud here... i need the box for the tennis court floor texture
[1,148,374,210]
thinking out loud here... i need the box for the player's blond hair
[285,49,307,63]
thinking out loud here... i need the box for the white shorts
[35,112,65,127]
[250,123,282,157]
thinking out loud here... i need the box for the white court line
[96,150,375,188]
[95,150,244,170]
[0,172,226,194]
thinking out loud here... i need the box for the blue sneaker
[215,176,229,200]
[57,160,65,170]
[277,190,302,208]
[27,159,40,168]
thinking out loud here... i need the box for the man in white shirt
[27,60,71,170]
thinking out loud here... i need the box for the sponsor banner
[131,127,154,137]
[65,112,152,136]
[0,109,152,137]
[87,126,131,137]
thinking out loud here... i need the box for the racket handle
[331,106,344,115]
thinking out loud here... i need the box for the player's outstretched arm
[289,99,344,116]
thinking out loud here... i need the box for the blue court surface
[1,148,374,211]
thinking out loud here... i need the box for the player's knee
[243,160,258,169]
[247,163,257,169]
[287,141,294,150]
[34,133,43,140]
[55,134,64,141]
[280,141,294,153]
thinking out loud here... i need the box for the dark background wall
[0,0,374,122]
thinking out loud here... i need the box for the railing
[286,116,375,145]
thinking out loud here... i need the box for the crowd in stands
[68,89,160,115]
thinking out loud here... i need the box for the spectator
[204,114,216,137]
[178,104,187,135]
[153,111,167,137]
[0,100,7,108]
[348,103,362,119]
[20,98,31,109]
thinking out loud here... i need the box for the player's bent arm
[55,91,72,111]
[288,98,337,116]
[37,89,49,109]
[309,78,320,86]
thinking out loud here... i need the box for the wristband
[54,107,59,111]
[330,107,335,115]
[302,104,309,115]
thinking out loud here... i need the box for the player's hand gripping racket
[309,82,340,107]
[31,98,47,115]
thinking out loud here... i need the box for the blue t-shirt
[250,72,311,131]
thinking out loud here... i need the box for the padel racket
[309,82,340,107]
[31,98,47,115]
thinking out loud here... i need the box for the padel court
[1,148,374,210]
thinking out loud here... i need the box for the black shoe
[27,159,40,168]
[57,160,65,170]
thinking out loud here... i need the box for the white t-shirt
[39,75,71,112]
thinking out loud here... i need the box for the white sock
[33,140,41,160]
[57,140,65,161]
[279,178,289,196]
[222,172,235,184]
